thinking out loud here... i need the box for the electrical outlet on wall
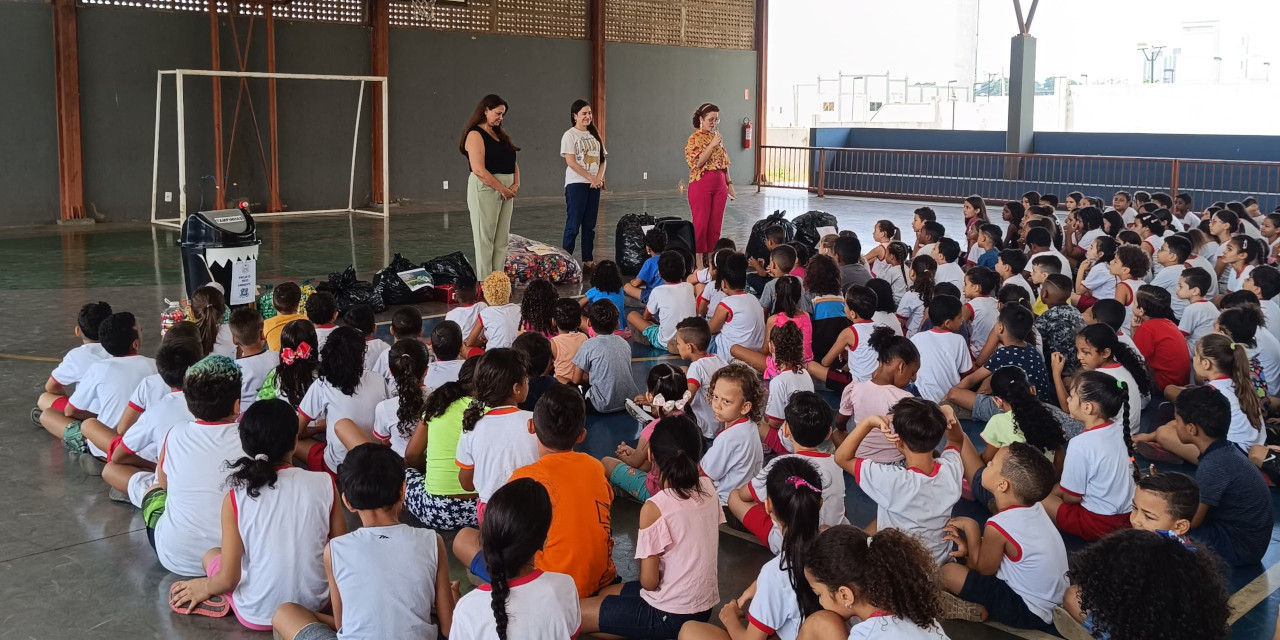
[443,181,449,190]
[164,192,173,202]
[643,172,648,180]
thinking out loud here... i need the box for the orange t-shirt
[263,313,306,351]
[509,451,616,597]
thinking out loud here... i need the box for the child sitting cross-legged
[580,414,724,638]
[572,300,641,413]
[833,327,918,455]
[295,326,389,474]
[940,443,1069,629]
[551,299,589,384]
[945,305,1050,423]
[36,300,112,420]
[371,306,423,395]
[624,227,669,303]
[700,364,767,506]
[835,397,967,565]
[168,399,344,628]
[466,271,521,351]
[103,322,198,448]
[709,252,767,356]
[272,444,457,640]
[262,283,304,352]
[731,275,813,381]
[967,367,1070,475]
[908,295,974,403]
[806,285,879,389]
[1132,285,1192,391]
[343,304,388,372]
[730,391,848,553]
[1050,324,1149,437]
[230,307,278,414]
[605,364,689,502]
[760,323,815,454]
[676,317,728,440]
[681,456,827,640]
[627,250,697,354]
[402,356,480,530]
[454,348,539,511]
[583,259,628,334]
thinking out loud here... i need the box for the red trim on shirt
[908,462,942,477]
[986,521,1023,561]
[315,324,335,329]
[298,410,314,422]
[852,457,865,483]
[748,482,760,502]
[795,451,832,458]
[478,569,544,591]
[748,615,775,635]
[688,379,701,391]
[127,401,144,413]
[118,440,137,456]
[1082,420,1114,433]
[1060,486,1084,498]
[485,406,521,417]
[1098,363,1122,370]
[721,417,750,431]
[964,302,975,318]
[765,414,783,422]
[194,420,231,426]
[718,301,734,323]
[230,490,239,521]
[929,328,951,334]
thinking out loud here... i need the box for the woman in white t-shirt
[560,100,608,265]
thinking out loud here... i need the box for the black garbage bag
[373,253,434,306]
[424,251,477,286]
[616,212,657,276]
[319,265,386,314]
[791,210,839,248]
[746,210,796,261]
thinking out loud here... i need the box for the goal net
[150,69,389,228]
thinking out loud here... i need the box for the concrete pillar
[1006,34,1036,154]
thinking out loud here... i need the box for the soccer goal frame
[150,69,389,229]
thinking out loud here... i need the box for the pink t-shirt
[637,476,725,614]
[839,381,910,463]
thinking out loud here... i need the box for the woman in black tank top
[459,95,521,279]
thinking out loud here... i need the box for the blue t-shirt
[585,287,627,332]
[1192,438,1274,565]
[636,255,662,302]
[977,248,999,269]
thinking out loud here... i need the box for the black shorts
[957,569,1053,631]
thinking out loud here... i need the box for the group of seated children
[34,190,1277,640]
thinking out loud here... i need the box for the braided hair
[481,478,552,640]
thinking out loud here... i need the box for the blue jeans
[564,182,602,261]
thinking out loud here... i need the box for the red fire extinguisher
[742,117,753,149]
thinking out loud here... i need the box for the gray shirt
[759,277,813,316]
[572,334,639,412]
[840,263,872,291]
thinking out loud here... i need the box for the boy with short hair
[425,320,464,392]
[1172,386,1274,565]
[748,225,788,293]
[941,443,1068,629]
[1026,228,1070,276]
[996,249,1033,303]
[37,301,112,419]
[1177,267,1219,356]
[758,244,811,314]
[709,253,767,356]
[836,396,966,565]
[1244,264,1280,343]
[1085,299,1144,365]
[623,227,668,303]
[1034,274,1085,374]
[808,285,879,387]
[947,305,1048,422]
[230,307,278,413]
[914,213,941,258]
[272,444,454,640]
[731,392,848,552]
[835,235,871,289]
[263,283,303,351]
[305,291,339,349]
[344,304,389,372]
[375,306,426,394]
[960,266,1001,359]
[1109,244,1151,335]
[42,312,158,472]
[932,237,965,291]
[1150,235,1191,320]
[572,300,640,413]
[444,277,486,353]
[676,317,727,439]
[627,250,696,354]
[908,296,974,403]
[513,332,557,411]
[148,355,245,576]
[1027,254,1060,316]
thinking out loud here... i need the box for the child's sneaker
[31,407,42,427]
[937,592,986,622]
[1053,606,1095,640]
[625,399,654,425]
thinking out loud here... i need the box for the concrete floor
[2,188,1278,639]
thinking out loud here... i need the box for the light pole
[1137,43,1165,83]
[947,80,958,130]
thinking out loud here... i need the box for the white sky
[768,0,1280,96]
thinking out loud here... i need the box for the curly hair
[481,271,512,306]
[706,363,766,422]
[1068,529,1229,640]
[318,326,367,396]
[184,354,243,421]
[806,526,941,629]
[518,279,559,335]
[589,259,624,293]
[908,255,938,306]
[770,322,805,372]
[389,339,431,438]
[803,254,842,297]
[274,319,319,409]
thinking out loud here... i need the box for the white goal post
[150,69,389,228]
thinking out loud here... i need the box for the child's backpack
[791,210,839,249]
[747,210,796,262]
[616,212,657,276]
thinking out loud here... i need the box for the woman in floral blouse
[685,103,736,267]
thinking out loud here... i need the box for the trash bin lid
[181,203,258,247]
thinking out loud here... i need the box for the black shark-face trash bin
[180,203,261,305]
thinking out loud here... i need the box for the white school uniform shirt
[1257,330,1280,391]
[446,302,487,346]
[1184,210,1203,229]
[1208,377,1267,450]
[1263,298,1280,345]
[120,390,191,463]
[298,370,389,473]
[68,355,158,455]
[701,418,765,505]
[1226,264,1256,294]
[50,342,109,386]
[1178,299,1220,358]
[425,359,463,393]
[896,291,927,338]
[647,282,697,346]
[746,555,805,640]
[1116,278,1144,335]
[128,373,171,413]
[1058,420,1135,517]
[1143,233,1165,258]
[237,349,279,413]
[687,354,729,439]
[985,503,1069,624]
[880,264,909,303]
[936,262,965,291]
[212,324,236,358]
[1094,362,1145,435]
[371,348,396,398]
[749,453,848,552]
[964,296,999,359]
[716,292,767,355]
[845,321,883,382]
[871,311,904,336]
[451,570,581,640]
[915,242,937,260]
[1150,263,1187,319]
[852,446,964,564]
[1003,273,1034,302]
[1076,228,1105,253]
[478,303,522,349]
[1242,220,1264,240]
[454,406,540,503]
[1083,261,1119,301]
[848,614,950,640]
[699,281,726,320]
[314,325,337,351]
[869,241,892,276]
[230,467,335,627]
[695,267,713,286]
[373,394,415,457]
[908,329,973,403]
[1118,208,1137,225]
[154,419,245,576]
[330,524,443,640]
[1185,254,1220,296]
[765,369,815,423]
[362,338,390,372]
[1031,249,1072,277]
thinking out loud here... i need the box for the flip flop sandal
[168,584,230,618]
